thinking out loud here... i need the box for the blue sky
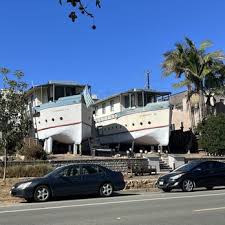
[1,0,225,98]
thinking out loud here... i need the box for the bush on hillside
[197,114,225,154]
[19,143,47,160]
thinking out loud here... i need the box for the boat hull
[99,125,170,146]
[95,102,171,146]
[34,102,92,145]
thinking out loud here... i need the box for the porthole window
[148,121,151,125]
[60,117,63,120]
[132,123,135,126]
[125,124,127,127]
[140,122,143,125]
[45,120,48,123]
[38,121,41,124]
[52,118,55,122]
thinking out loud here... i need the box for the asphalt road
[1,189,225,225]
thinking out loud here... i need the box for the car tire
[25,198,33,203]
[162,188,171,192]
[99,183,113,197]
[34,185,51,202]
[206,186,213,190]
[182,179,194,192]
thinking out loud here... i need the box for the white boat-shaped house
[93,89,171,151]
[26,81,93,154]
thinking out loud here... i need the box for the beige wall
[95,96,121,118]
[170,91,225,131]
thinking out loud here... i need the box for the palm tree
[162,37,225,130]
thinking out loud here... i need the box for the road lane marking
[194,206,225,212]
[1,192,225,214]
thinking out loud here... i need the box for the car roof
[189,160,225,164]
[56,163,106,169]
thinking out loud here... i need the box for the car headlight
[169,174,183,180]
[17,182,32,190]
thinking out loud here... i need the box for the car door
[211,161,225,186]
[81,165,105,194]
[192,162,214,187]
[51,165,82,197]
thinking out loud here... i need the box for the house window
[95,106,98,116]
[131,94,135,107]
[102,103,106,114]
[110,100,114,112]
[138,93,143,106]
[124,95,129,108]
[97,126,103,136]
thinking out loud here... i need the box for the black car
[157,160,225,192]
[11,163,125,202]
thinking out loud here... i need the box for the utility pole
[145,70,150,89]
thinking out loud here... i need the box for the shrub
[197,114,225,154]
[0,164,53,178]
[19,143,47,160]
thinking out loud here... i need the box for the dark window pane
[138,93,143,107]
[82,165,98,175]
[124,95,129,108]
[59,166,80,177]
[55,86,65,100]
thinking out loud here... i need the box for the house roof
[26,81,88,96]
[93,88,171,105]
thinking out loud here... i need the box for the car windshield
[43,166,64,177]
[173,161,200,173]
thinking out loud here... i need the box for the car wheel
[99,183,113,197]
[182,179,194,192]
[206,186,213,190]
[34,185,50,202]
[25,198,33,203]
[162,188,171,192]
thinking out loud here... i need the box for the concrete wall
[145,156,160,173]
[168,155,185,170]
[4,158,149,173]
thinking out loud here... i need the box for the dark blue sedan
[157,160,225,192]
[11,164,125,202]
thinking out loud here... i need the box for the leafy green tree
[162,37,225,129]
[197,114,225,154]
[0,68,29,179]
[59,0,101,29]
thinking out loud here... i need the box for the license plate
[159,181,164,185]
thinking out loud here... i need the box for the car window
[82,165,99,175]
[59,165,80,177]
[193,162,214,171]
[173,161,200,172]
[212,161,225,169]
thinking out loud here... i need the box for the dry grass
[0,178,27,205]
[0,164,53,178]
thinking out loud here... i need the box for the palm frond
[172,79,191,88]
[199,40,213,51]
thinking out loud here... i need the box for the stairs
[159,154,172,172]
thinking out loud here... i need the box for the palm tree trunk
[187,86,194,154]
[199,89,206,121]
[187,86,194,131]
